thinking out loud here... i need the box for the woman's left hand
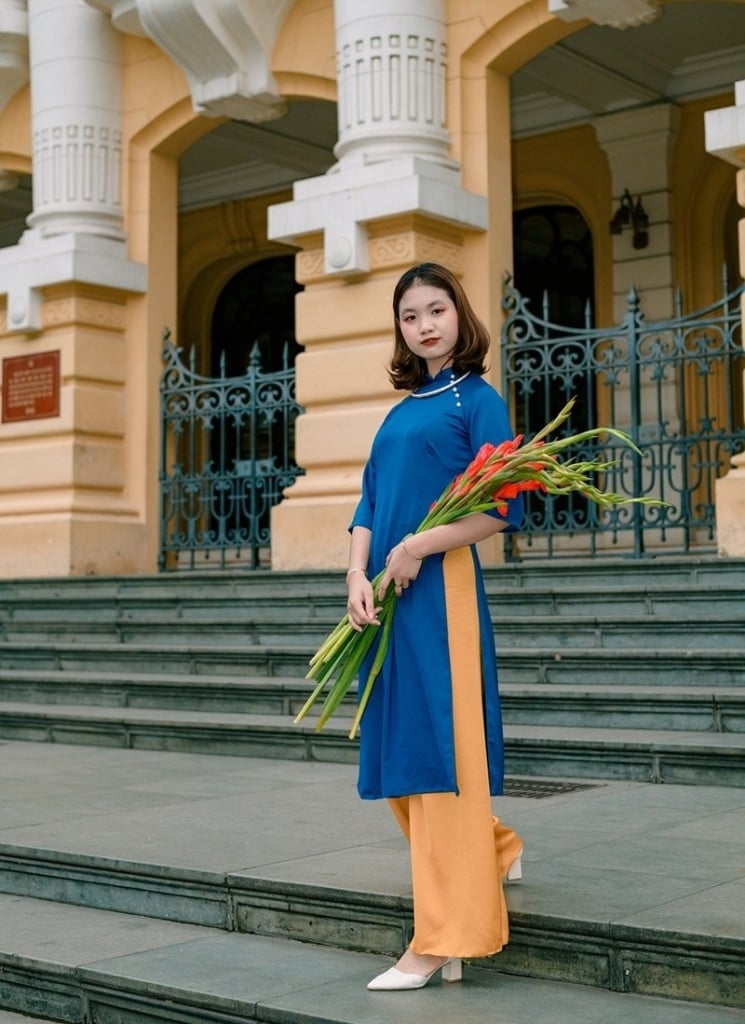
[378,539,423,600]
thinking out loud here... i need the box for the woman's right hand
[347,574,381,632]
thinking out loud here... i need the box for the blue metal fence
[160,275,745,569]
[159,335,304,570]
[501,273,745,558]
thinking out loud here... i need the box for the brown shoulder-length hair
[389,263,490,391]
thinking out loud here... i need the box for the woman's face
[397,283,459,377]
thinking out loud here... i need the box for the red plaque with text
[1,350,61,424]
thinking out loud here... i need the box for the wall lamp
[609,189,649,249]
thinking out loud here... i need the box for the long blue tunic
[350,369,523,800]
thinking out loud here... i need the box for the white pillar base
[0,231,146,331]
[269,156,487,277]
[715,453,745,557]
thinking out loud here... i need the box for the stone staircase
[1,556,745,1024]
[0,556,744,785]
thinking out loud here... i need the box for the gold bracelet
[401,537,422,560]
[345,567,367,580]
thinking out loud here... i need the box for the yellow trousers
[388,547,522,958]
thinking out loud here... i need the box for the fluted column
[25,0,124,240]
[269,0,485,277]
[0,0,144,332]
[333,0,453,169]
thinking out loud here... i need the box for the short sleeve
[349,453,376,532]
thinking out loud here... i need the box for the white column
[333,0,453,169]
[0,0,145,331]
[269,0,486,275]
[25,0,124,240]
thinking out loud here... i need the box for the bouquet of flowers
[295,399,661,740]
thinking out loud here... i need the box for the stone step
[1,846,744,1014]
[0,641,741,685]
[1,560,744,620]
[0,640,311,676]
[0,702,360,764]
[503,685,745,731]
[1,742,744,1012]
[1,670,744,732]
[503,725,745,786]
[1,701,744,784]
[2,612,742,650]
[0,1013,54,1024]
[1,894,741,1024]
[3,580,745,619]
[0,668,316,714]
[490,648,745,687]
[2,555,744,599]
[485,556,745,590]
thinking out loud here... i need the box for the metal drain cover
[503,777,604,799]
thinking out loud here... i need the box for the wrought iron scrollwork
[501,271,745,558]
[159,333,304,570]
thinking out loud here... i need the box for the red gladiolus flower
[493,482,522,500]
[445,473,464,498]
[465,442,496,477]
[298,397,665,741]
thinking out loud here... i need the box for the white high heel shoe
[506,851,523,882]
[367,956,463,991]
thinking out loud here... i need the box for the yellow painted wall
[0,0,743,574]
[512,125,615,328]
[0,84,30,172]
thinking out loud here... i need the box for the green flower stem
[348,597,396,739]
[296,398,668,736]
[309,620,354,670]
[316,624,380,730]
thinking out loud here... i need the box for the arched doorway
[507,204,597,547]
[208,255,303,553]
[159,254,305,570]
[210,255,301,377]
[512,203,596,435]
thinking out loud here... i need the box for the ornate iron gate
[501,274,745,558]
[159,335,304,570]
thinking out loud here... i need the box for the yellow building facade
[0,0,744,578]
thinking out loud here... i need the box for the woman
[346,263,524,992]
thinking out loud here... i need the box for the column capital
[25,1,128,242]
[333,0,452,170]
[269,0,485,277]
